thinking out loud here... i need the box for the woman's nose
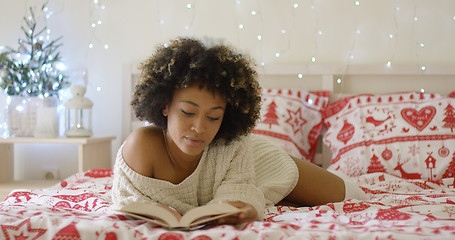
[191,117,205,133]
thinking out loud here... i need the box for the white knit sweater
[111,134,298,220]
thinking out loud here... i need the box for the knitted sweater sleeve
[251,134,299,206]
[207,136,266,220]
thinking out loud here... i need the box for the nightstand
[0,136,115,200]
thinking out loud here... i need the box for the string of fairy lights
[88,0,108,51]
[86,0,108,93]
[153,0,444,75]
[6,0,455,93]
[0,0,452,138]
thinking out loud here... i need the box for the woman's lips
[185,136,204,147]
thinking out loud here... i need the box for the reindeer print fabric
[323,92,455,180]
[252,88,330,162]
[1,169,455,239]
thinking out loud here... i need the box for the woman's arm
[284,157,346,206]
[208,136,265,221]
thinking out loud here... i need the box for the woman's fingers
[217,201,257,225]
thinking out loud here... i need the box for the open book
[118,201,241,230]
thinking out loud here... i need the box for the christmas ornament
[337,120,355,144]
[17,44,27,53]
[438,145,450,157]
[33,41,43,51]
[382,147,393,160]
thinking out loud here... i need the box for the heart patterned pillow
[323,92,455,180]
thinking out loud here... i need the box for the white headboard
[123,63,455,168]
[256,64,455,98]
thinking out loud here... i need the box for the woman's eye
[181,110,195,116]
[208,116,220,121]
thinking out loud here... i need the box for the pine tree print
[263,100,279,128]
[443,103,455,132]
[367,154,386,173]
[442,152,455,178]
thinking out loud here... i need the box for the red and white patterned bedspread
[1,169,454,239]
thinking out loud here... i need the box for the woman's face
[163,84,227,158]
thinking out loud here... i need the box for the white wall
[1,0,454,180]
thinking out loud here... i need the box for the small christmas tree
[0,2,69,97]
[367,154,386,173]
[263,100,279,128]
[443,103,455,132]
[442,152,455,179]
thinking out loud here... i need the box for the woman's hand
[216,201,257,225]
[154,203,182,221]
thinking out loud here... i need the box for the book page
[120,202,241,229]
[119,202,181,227]
[180,203,241,227]
[123,212,172,228]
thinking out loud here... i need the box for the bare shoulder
[122,126,164,177]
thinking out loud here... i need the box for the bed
[0,168,454,239]
[1,64,455,239]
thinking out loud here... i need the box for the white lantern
[65,85,93,137]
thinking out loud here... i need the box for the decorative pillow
[323,92,455,180]
[252,88,330,162]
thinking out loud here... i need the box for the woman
[112,37,365,225]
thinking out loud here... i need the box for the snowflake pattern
[408,144,420,156]
[443,205,455,218]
